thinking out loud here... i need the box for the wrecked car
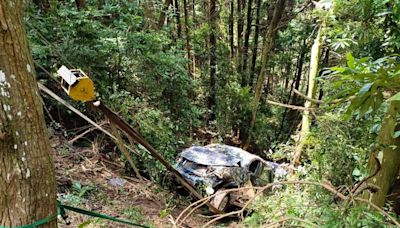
[175,144,283,211]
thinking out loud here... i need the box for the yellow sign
[58,66,95,102]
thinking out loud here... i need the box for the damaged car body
[175,144,282,211]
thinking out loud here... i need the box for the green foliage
[60,181,95,206]
[123,207,145,224]
[328,54,400,132]
[245,185,394,227]
[27,0,205,183]
[305,112,375,185]
[330,0,400,57]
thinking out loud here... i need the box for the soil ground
[50,131,217,228]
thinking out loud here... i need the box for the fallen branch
[293,88,356,105]
[38,83,140,156]
[266,99,314,111]
[110,121,143,180]
[293,88,324,104]
[68,122,106,144]
[176,180,400,227]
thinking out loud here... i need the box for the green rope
[0,201,149,228]
[0,213,57,228]
[58,202,150,228]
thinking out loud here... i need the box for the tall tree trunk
[158,0,173,29]
[318,48,329,102]
[249,0,262,90]
[192,0,196,24]
[183,0,192,76]
[364,101,400,207]
[292,24,323,165]
[229,0,234,59]
[0,1,56,226]
[236,0,245,74]
[285,44,306,141]
[143,1,157,29]
[242,0,286,149]
[241,0,254,87]
[75,0,86,11]
[274,62,292,141]
[208,0,218,120]
[174,0,182,39]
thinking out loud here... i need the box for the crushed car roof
[180,144,262,167]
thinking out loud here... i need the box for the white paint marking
[14,144,18,149]
[17,111,22,116]
[378,151,384,164]
[26,169,30,178]
[26,64,31,73]
[0,70,5,83]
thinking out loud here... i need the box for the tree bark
[208,0,218,120]
[242,0,286,149]
[249,0,261,90]
[183,0,192,76]
[174,0,182,39]
[192,0,196,24]
[292,24,323,165]
[75,0,86,11]
[0,1,57,227]
[364,101,400,207]
[143,1,157,29]
[285,43,306,141]
[158,0,173,29]
[229,0,234,59]
[236,0,245,74]
[241,0,254,87]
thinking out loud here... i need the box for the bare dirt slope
[50,132,210,228]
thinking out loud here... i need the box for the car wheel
[211,189,230,211]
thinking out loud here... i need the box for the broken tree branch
[68,122,106,144]
[293,88,356,105]
[266,99,315,111]
[38,83,140,156]
[293,88,324,104]
[110,121,143,180]
[176,180,400,227]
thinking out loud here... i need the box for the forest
[1,0,400,227]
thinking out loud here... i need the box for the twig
[42,102,55,122]
[355,197,400,227]
[351,156,381,196]
[110,121,143,180]
[100,157,124,168]
[263,216,318,228]
[68,123,106,144]
[176,180,400,227]
[176,181,347,226]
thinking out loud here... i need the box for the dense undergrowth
[26,0,400,227]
